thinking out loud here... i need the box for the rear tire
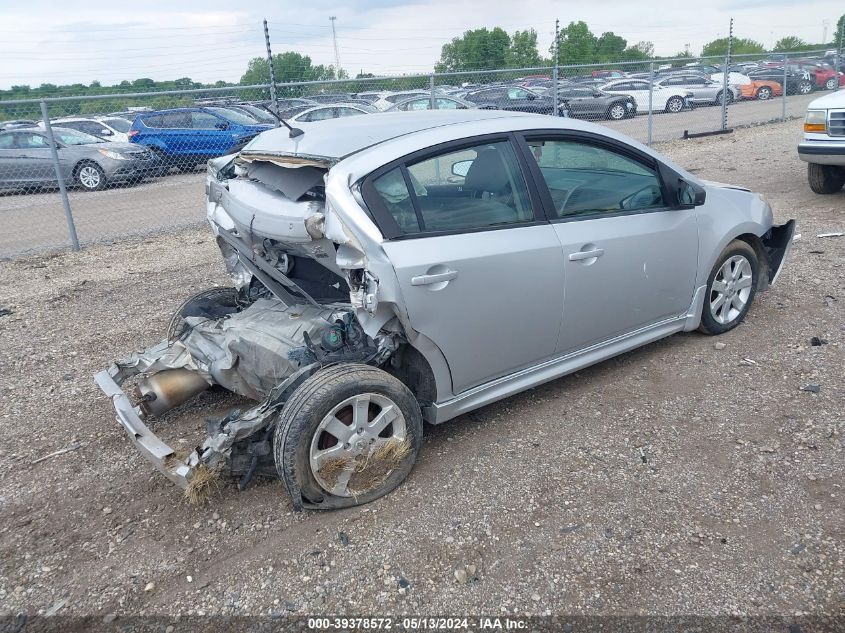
[715,90,733,105]
[699,240,759,335]
[807,163,845,194]
[274,363,423,510]
[825,77,837,90]
[797,80,813,95]
[756,86,772,100]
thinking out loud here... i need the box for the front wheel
[797,81,813,95]
[665,96,684,113]
[699,240,758,335]
[607,102,627,120]
[274,364,423,510]
[715,90,733,105]
[807,163,845,194]
[825,77,837,90]
[75,162,106,191]
[756,86,772,100]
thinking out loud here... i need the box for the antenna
[329,16,342,76]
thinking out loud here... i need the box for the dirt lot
[0,119,842,627]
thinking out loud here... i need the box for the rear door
[12,132,56,184]
[518,132,699,354]
[363,135,565,394]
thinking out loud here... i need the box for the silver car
[96,110,794,510]
[655,73,738,105]
[0,127,160,191]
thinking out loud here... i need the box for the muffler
[136,369,210,416]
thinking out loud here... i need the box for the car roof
[245,110,536,161]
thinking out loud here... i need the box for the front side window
[507,88,531,100]
[371,140,534,234]
[526,139,664,219]
[192,112,224,129]
[0,133,15,149]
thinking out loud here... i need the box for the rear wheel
[715,90,733,105]
[665,96,684,113]
[75,162,106,191]
[825,77,837,90]
[755,86,772,100]
[797,80,813,95]
[699,240,759,335]
[807,163,845,194]
[274,364,423,510]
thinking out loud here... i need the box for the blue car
[128,107,273,170]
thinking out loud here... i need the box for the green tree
[506,29,543,67]
[556,21,597,63]
[595,32,627,61]
[836,14,844,44]
[701,36,765,57]
[435,27,511,72]
[240,52,335,85]
[774,36,806,51]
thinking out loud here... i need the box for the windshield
[206,107,264,126]
[102,118,131,133]
[54,129,103,145]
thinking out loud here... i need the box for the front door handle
[568,248,605,261]
[411,269,458,286]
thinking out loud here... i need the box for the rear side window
[141,115,164,128]
[0,133,14,149]
[370,140,534,235]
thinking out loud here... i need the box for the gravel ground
[0,119,842,628]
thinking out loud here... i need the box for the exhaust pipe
[137,369,210,416]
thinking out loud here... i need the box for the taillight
[128,129,139,138]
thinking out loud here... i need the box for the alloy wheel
[709,255,753,325]
[78,165,102,190]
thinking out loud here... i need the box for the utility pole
[552,18,560,117]
[329,16,342,77]
[822,19,829,45]
[721,17,733,131]
[836,21,844,92]
[263,18,280,124]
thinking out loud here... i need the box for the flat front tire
[274,364,423,510]
[807,163,845,194]
[699,240,759,335]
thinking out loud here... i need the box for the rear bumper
[94,365,193,489]
[798,142,845,166]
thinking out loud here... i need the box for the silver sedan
[0,127,161,192]
[97,110,794,509]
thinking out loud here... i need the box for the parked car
[555,86,636,120]
[462,86,566,115]
[289,103,377,123]
[746,65,813,95]
[260,98,319,113]
[655,74,737,105]
[792,61,845,91]
[40,116,133,142]
[0,126,160,191]
[368,91,432,111]
[386,96,475,111]
[736,80,783,101]
[304,94,374,107]
[204,103,278,126]
[798,89,845,193]
[599,79,693,113]
[0,119,37,131]
[127,107,273,170]
[97,110,794,510]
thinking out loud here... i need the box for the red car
[793,60,845,90]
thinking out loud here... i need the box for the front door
[520,135,699,354]
[366,137,565,394]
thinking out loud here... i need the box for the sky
[0,0,842,89]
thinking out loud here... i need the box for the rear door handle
[411,270,458,286]
[568,248,605,261]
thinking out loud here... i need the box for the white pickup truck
[798,90,845,193]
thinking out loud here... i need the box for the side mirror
[451,159,472,178]
[677,179,706,208]
[593,92,602,98]
[526,93,537,100]
[215,122,230,131]
[100,129,113,136]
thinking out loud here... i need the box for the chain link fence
[0,47,840,258]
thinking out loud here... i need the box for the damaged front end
[97,147,404,504]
